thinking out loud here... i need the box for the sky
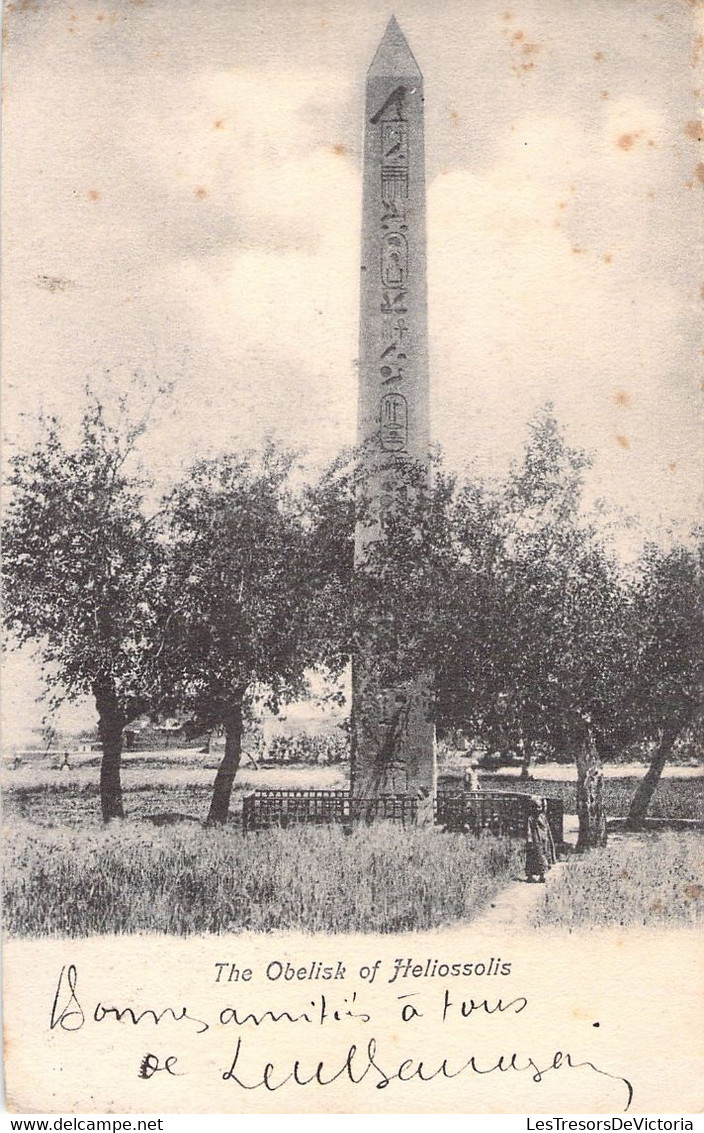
[2,0,703,740]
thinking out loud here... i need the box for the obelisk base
[350,658,436,823]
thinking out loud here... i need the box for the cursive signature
[222,1035,634,1111]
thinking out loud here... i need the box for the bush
[265,731,349,765]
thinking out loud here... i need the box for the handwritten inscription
[220,1037,633,1102]
[46,962,636,1111]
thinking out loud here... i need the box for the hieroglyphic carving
[369,85,407,124]
[372,87,411,450]
[380,315,408,359]
[381,122,408,164]
[381,233,407,287]
[380,392,408,451]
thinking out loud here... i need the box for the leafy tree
[2,399,166,820]
[160,444,317,825]
[625,538,703,828]
[438,408,626,849]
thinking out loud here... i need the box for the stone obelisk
[351,16,436,816]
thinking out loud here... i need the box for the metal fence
[242,787,564,845]
[436,789,564,845]
[242,789,418,831]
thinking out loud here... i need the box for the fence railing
[242,789,418,831]
[242,787,564,845]
[436,789,564,845]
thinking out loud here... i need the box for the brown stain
[684,120,701,141]
[700,283,704,301]
[572,246,583,254]
[668,460,678,473]
[600,90,610,100]
[617,132,641,151]
[558,200,567,210]
[96,11,105,20]
[195,187,208,199]
[214,118,225,130]
[650,898,664,914]
[614,390,631,407]
[684,883,703,900]
[512,30,524,41]
[502,10,513,20]
[616,435,630,450]
[603,253,613,263]
[332,143,346,156]
[594,51,604,61]
[647,189,655,198]
[450,109,460,126]
[87,189,101,202]
[695,162,704,184]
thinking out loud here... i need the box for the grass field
[532,832,704,929]
[5,754,702,827]
[3,820,522,937]
[488,775,703,821]
[3,754,702,936]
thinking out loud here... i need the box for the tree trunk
[627,723,679,831]
[93,678,127,822]
[207,696,244,826]
[576,730,607,851]
[519,735,533,780]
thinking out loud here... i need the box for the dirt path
[472,813,578,931]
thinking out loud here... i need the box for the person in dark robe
[525,796,556,883]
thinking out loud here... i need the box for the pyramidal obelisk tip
[368,14,422,78]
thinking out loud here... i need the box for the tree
[160,444,316,825]
[625,538,703,829]
[2,397,167,820]
[437,407,629,849]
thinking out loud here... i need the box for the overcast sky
[2,0,702,739]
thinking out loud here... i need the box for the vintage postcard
[2,0,703,1116]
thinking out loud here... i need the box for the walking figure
[525,796,556,883]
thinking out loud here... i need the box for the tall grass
[489,776,703,821]
[531,832,704,929]
[3,820,522,937]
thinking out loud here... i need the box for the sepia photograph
[2,0,702,1116]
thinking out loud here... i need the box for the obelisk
[351,16,436,817]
